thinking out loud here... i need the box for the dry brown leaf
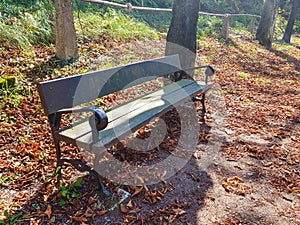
[168,214,177,224]
[124,215,136,222]
[96,210,108,216]
[129,208,141,214]
[127,200,133,208]
[120,203,129,213]
[45,204,51,219]
[132,186,143,197]
[142,199,149,204]
[173,208,186,215]
[88,196,97,205]
[263,161,273,167]
[84,207,94,217]
[143,185,149,193]
[188,172,199,182]
[193,152,202,159]
[69,216,88,223]
[222,176,253,195]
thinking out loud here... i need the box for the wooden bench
[37,54,214,195]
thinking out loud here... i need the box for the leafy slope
[0,33,299,224]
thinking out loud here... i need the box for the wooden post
[221,14,230,39]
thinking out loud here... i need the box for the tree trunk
[256,0,279,49]
[55,0,78,60]
[282,0,300,43]
[165,0,200,76]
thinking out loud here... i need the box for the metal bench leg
[59,157,111,196]
[90,168,111,196]
[54,139,110,196]
[54,140,63,184]
[93,151,111,196]
[193,93,206,116]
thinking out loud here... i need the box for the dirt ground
[0,34,299,224]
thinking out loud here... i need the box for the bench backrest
[37,55,182,115]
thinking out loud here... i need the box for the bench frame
[37,54,214,195]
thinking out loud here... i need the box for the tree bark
[165,0,200,75]
[282,0,300,43]
[256,0,279,49]
[55,0,78,60]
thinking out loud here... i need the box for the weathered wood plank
[57,80,212,150]
[38,55,181,115]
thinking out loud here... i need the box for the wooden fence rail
[83,0,261,39]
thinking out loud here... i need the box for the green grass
[0,4,159,49]
[0,210,23,225]
[0,17,53,48]
[197,15,223,38]
[0,2,54,48]
[75,9,159,42]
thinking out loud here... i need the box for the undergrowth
[0,2,159,49]
[197,15,223,38]
[75,9,159,43]
[0,1,54,48]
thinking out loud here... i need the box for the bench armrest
[51,106,108,143]
[58,106,108,130]
[184,65,215,83]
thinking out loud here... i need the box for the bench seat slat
[57,80,212,150]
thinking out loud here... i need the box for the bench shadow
[7,107,213,225]
[91,108,214,224]
[14,159,213,225]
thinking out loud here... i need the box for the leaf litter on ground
[0,32,299,224]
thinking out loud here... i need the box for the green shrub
[197,15,223,37]
[129,11,172,32]
[294,20,300,34]
[275,15,287,39]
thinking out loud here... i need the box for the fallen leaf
[124,215,136,222]
[132,186,143,197]
[143,185,149,193]
[172,208,186,215]
[168,214,177,224]
[193,152,202,159]
[188,172,199,182]
[45,204,51,219]
[222,176,253,195]
[129,208,141,214]
[69,216,88,222]
[84,207,94,217]
[120,203,129,213]
[127,200,133,208]
[96,210,108,216]
[262,161,273,167]
[88,196,97,205]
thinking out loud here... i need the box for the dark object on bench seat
[37,54,214,195]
